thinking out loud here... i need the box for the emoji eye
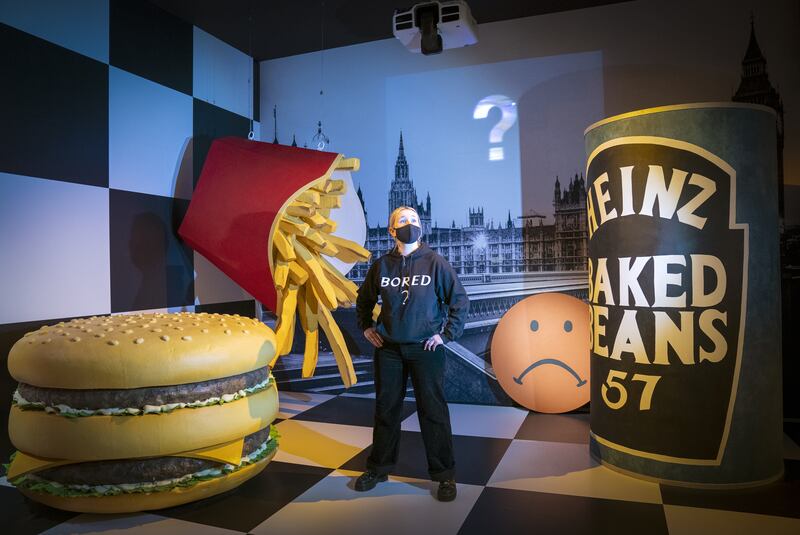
[530,320,539,332]
[564,320,573,332]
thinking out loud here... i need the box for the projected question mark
[473,95,517,161]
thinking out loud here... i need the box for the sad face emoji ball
[491,292,590,413]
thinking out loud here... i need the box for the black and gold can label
[586,137,747,465]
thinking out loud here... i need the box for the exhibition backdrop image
[262,2,797,405]
[347,52,602,381]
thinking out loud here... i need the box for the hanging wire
[314,0,330,150]
[319,0,325,101]
[247,0,255,140]
[273,105,279,144]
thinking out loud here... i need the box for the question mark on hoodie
[473,95,517,161]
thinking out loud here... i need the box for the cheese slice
[179,437,244,466]
[6,452,74,480]
[7,437,246,480]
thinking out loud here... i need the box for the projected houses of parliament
[349,132,590,281]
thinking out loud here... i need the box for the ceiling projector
[393,1,478,55]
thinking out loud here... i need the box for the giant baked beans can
[584,103,783,487]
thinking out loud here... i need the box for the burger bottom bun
[19,448,276,514]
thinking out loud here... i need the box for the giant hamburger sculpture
[5,312,278,513]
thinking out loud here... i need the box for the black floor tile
[0,486,80,535]
[159,461,332,532]
[291,394,415,428]
[660,459,800,519]
[458,487,669,535]
[340,431,512,485]
[515,412,590,443]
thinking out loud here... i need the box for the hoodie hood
[388,242,434,259]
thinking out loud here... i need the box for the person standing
[354,206,469,502]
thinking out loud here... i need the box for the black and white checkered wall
[0,0,261,456]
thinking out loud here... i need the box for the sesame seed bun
[8,313,276,389]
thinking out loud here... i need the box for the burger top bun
[8,313,276,389]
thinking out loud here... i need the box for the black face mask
[394,224,421,244]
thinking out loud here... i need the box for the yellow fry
[318,305,357,388]
[302,229,327,247]
[297,286,320,378]
[326,278,349,306]
[273,261,289,290]
[318,196,342,209]
[302,212,337,233]
[293,241,339,310]
[295,237,325,255]
[286,204,315,218]
[279,313,296,357]
[318,256,359,302]
[301,325,319,377]
[314,178,336,193]
[296,190,321,205]
[298,234,340,257]
[272,230,296,262]
[319,188,345,197]
[287,261,309,285]
[334,158,359,172]
[309,175,331,191]
[297,284,319,331]
[317,242,340,257]
[320,178,345,192]
[325,234,371,262]
[278,215,311,236]
[272,285,298,365]
[323,248,361,264]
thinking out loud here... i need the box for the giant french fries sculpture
[178,137,373,387]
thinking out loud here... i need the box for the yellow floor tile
[273,419,373,468]
[664,504,800,535]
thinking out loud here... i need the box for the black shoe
[437,479,457,502]
[354,471,388,491]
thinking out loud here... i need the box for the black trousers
[366,341,455,481]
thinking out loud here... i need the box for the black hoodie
[356,243,469,344]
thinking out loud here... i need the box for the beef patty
[16,367,270,410]
[34,427,272,485]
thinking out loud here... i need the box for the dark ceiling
[148,0,629,61]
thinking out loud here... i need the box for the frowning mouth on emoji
[513,358,588,387]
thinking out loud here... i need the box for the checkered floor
[2,393,799,535]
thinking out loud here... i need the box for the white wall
[261,0,800,226]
